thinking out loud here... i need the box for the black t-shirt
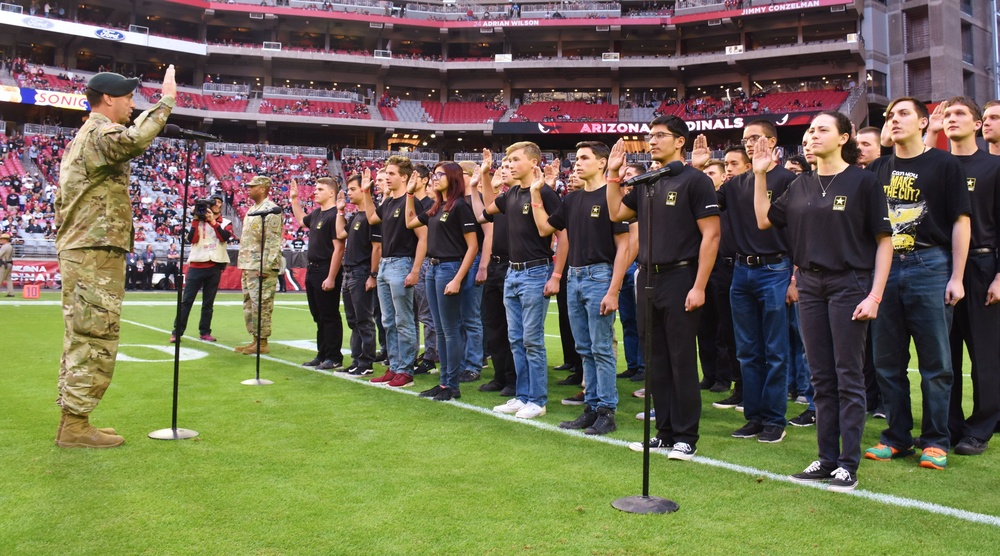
[495,184,561,263]
[622,164,720,265]
[484,209,510,259]
[954,149,1000,249]
[344,211,381,267]
[465,193,486,252]
[867,149,971,252]
[303,206,339,262]
[548,185,628,267]
[717,166,794,256]
[718,180,737,258]
[417,197,478,259]
[375,194,418,258]
[417,195,434,214]
[291,238,306,251]
[769,165,891,271]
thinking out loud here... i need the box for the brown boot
[257,338,269,355]
[235,338,257,354]
[55,414,115,443]
[56,414,125,448]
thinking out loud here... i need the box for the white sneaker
[634,409,656,421]
[493,399,526,414]
[515,402,547,419]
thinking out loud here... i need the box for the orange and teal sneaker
[864,443,915,461]
[919,447,948,470]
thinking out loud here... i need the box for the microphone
[623,161,686,187]
[161,124,220,142]
[247,206,283,217]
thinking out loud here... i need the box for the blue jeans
[568,263,619,411]
[872,247,954,450]
[788,303,815,411]
[731,259,791,427]
[460,254,485,372]
[504,262,553,406]
[377,257,418,375]
[426,261,464,390]
[617,262,644,372]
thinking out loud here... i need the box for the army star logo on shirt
[522,203,531,214]
[393,208,401,218]
[767,190,773,201]
[353,221,361,230]
[316,221,323,229]
[967,178,977,191]
[665,191,677,206]
[833,196,847,211]
[590,205,601,218]
[440,211,449,222]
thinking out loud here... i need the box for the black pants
[556,273,581,370]
[710,260,741,388]
[949,252,1000,442]
[796,269,870,473]
[306,262,344,364]
[343,265,377,368]
[638,266,702,446]
[173,263,224,336]
[126,265,138,289]
[697,275,720,383]
[483,258,515,387]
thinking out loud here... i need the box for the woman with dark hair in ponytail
[751,111,893,492]
[405,161,479,400]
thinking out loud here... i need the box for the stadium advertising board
[0,86,89,111]
[492,112,816,135]
[0,11,207,55]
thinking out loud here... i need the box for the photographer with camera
[170,195,232,343]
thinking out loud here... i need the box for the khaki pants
[0,263,12,295]
[57,248,126,416]
[241,270,277,338]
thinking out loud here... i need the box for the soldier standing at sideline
[54,66,176,448]
[0,232,13,296]
[235,175,284,355]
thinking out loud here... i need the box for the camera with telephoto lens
[192,197,215,220]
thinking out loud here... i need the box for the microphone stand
[242,209,274,386]
[150,136,200,441]
[612,172,678,515]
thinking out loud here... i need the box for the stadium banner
[0,85,89,111]
[0,12,206,55]
[492,112,818,135]
[10,260,61,288]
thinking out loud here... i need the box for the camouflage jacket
[55,97,175,253]
[238,198,283,272]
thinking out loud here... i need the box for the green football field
[2,291,1000,555]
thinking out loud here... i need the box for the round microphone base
[148,427,199,441]
[612,495,679,515]
[241,378,274,386]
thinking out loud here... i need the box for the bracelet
[607,176,622,183]
[551,272,562,279]
[868,293,881,303]
[790,275,796,282]
[531,203,542,208]
[406,192,414,196]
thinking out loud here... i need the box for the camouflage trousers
[242,270,277,338]
[57,248,126,416]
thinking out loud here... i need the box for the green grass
[2,292,1000,555]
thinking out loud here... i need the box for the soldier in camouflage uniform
[54,67,176,448]
[0,233,13,296]
[235,175,284,355]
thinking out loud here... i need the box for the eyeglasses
[741,135,771,145]
[644,132,679,142]
[431,172,446,180]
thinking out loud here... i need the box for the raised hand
[608,138,626,175]
[543,158,559,187]
[751,136,777,174]
[161,64,177,99]
[530,165,544,192]
[336,189,346,211]
[927,101,947,134]
[361,167,372,191]
[691,134,710,170]
[289,178,298,201]
[406,171,418,194]
[481,148,493,172]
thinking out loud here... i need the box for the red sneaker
[386,373,414,388]
[370,370,397,384]
[200,334,217,342]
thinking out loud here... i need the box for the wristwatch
[369,271,378,278]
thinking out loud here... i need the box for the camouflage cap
[246,175,272,188]
[87,72,140,97]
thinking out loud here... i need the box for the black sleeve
[863,172,892,237]
[417,210,429,226]
[186,226,196,243]
[717,181,728,211]
[454,202,477,235]
[370,222,382,244]
[547,198,568,231]
[690,173,721,219]
[540,185,561,217]
[768,189,789,229]
[944,156,972,221]
[494,190,508,214]
[218,222,233,243]
[611,219,629,235]
[622,187,638,212]
[303,210,314,228]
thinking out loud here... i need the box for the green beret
[87,72,140,97]
[246,176,272,188]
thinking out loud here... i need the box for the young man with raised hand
[482,141,567,419]
[337,173,381,376]
[362,155,428,388]
[924,98,1000,456]
[864,97,972,470]
[607,115,720,460]
[529,141,630,435]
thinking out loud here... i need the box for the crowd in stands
[260,98,371,118]
[0,133,57,241]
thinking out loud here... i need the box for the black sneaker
[698,377,714,390]
[560,407,597,430]
[342,363,359,374]
[827,467,858,492]
[617,368,639,379]
[789,409,816,427]
[628,436,672,452]
[316,360,343,371]
[561,391,585,405]
[302,357,322,367]
[955,437,989,455]
[732,421,765,438]
[629,370,646,382]
[713,391,743,409]
[348,365,374,376]
[790,460,836,483]
[584,408,617,435]
[667,442,697,460]
[554,363,575,371]
[433,387,460,401]
[758,425,787,443]
[413,359,436,375]
[557,373,583,386]
[709,381,731,393]
[478,380,504,392]
[499,385,516,397]
[871,405,886,419]
[420,385,445,398]
[374,350,387,363]
[458,370,481,383]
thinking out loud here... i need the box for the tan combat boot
[256,338,270,355]
[55,413,116,443]
[56,414,125,448]
[234,337,258,354]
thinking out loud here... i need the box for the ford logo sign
[95,29,126,41]
[22,17,55,29]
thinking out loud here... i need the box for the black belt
[970,247,995,255]
[509,258,550,271]
[429,257,461,265]
[308,260,330,267]
[736,253,786,266]
[641,259,696,273]
[491,255,509,265]
[719,256,735,267]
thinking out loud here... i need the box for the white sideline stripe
[120,318,1000,528]
[5,300,311,307]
